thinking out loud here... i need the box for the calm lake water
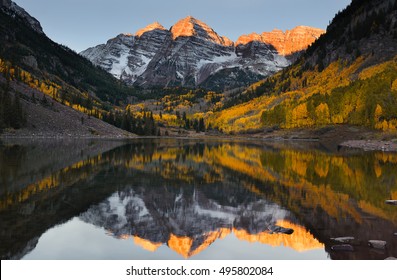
[1,138,396,260]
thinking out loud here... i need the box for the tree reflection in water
[0,139,396,259]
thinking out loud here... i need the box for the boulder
[22,55,38,70]
[331,237,355,243]
[268,225,294,235]
[368,240,387,249]
[331,244,354,252]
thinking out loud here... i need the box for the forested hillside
[209,0,397,133]
[0,3,162,136]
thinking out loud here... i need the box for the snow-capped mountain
[82,22,170,83]
[81,17,324,90]
[79,186,294,257]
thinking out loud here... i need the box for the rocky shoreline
[339,140,397,152]
[2,124,397,153]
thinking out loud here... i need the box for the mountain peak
[170,16,204,39]
[236,26,325,56]
[261,26,325,56]
[1,0,43,34]
[236,33,264,46]
[135,22,166,37]
[171,16,233,46]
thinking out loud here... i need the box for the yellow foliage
[314,159,330,178]
[156,113,179,126]
[287,103,314,128]
[331,114,344,124]
[358,200,389,220]
[315,103,331,125]
[374,104,383,121]
[290,155,308,176]
[375,120,388,131]
[0,155,105,211]
[208,95,277,133]
[359,62,390,80]
[374,162,382,178]
[392,79,397,91]
[376,153,397,164]
[72,104,89,114]
[215,55,393,132]
[388,119,397,131]
[375,118,397,131]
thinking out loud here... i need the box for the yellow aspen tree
[315,103,330,125]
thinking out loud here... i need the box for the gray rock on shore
[268,225,294,235]
[331,244,354,252]
[368,240,387,249]
[331,237,355,243]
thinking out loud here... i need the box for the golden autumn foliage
[208,95,278,133]
[315,103,331,125]
[286,103,313,128]
[3,139,396,227]
[392,79,397,91]
[112,143,397,225]
[0,155,104,211]
[210,55,397,133]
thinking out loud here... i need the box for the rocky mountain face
[79,187,293,258]
[81,17,323,90]
[0,0,43,34]
[133,17,240,89]
[82,22,170,85]
[305,0,397,69]
[237,26,325,60]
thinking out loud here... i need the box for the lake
[0,138,396,260]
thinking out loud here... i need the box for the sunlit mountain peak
[135,21,166,37]
[170,16,233,46]
[133,236,162,252]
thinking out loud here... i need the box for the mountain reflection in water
[0,139,396,260]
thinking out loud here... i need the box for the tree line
[175,111,206,132]
[103,110,160,136]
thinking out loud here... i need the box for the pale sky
[13,0,351,52]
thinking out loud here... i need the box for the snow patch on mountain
[196,51,239,69]
[108,45,131,79]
